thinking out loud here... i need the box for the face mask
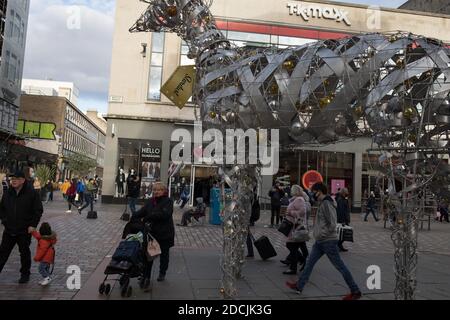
[312,192,319,202]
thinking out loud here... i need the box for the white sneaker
[66,210,72,213]
[40,277,52,286]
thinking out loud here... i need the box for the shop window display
[117,138,162,199]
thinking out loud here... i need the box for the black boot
[157,273,165,282]
[18,274,30,284]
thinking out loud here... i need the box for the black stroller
[98,220,147,298]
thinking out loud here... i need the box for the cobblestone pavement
[0,193,125,300]
[1,193,450,300]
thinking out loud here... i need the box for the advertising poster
[331,179,345,195]
[140,140,162,198]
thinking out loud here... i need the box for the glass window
[148,32,165,101]
[117,139,163,199]
[151,52,163,66]
[227,31,270,43]
[278,36,316,47]
[180,41,195,66]
[148,67,162,100]
[3,51,10,78]
[151,32,164,53]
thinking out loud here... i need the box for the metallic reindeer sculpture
[130,0,450,299]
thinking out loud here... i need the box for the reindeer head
[130,0,214,33]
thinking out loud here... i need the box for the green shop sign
[17,120,57,140]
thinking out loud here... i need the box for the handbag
[337,224,354,242]
[146,233,161,261]
[277,218,294,237]
[292,225,310,242]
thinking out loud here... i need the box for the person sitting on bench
[178,198,206,226]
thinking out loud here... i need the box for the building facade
[0,0,29,170]
[21,79,80,106]
[17,95,106,180]
[103,0,450,209]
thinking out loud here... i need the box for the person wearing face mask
[286,182,361,300]
[132,182,174,291]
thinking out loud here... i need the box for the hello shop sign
[287,2,351,26]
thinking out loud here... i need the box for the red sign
[302,170,323,190]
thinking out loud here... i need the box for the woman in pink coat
[282,185,309,275]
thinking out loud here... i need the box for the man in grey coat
[286,182,361,300]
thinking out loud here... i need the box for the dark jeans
[297,240,360,294]
[439,209,449,222]
[128,197,137,214]
[364,208,378,221]
[286,241,309,271]
[46,191,53,202]
[180,198,188,209]
[246,228,254,257]
[271,205,281,225]
[143,242,170,279]
[180,210,196,226]
[80,193,94,212]
[67,195,76,210]
[76,192,84,206]
[0,232,32,276]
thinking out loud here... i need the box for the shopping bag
[146,234,161,261]
[75,193,79,202]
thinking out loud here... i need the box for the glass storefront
[116,138,162,199]
[278,149,353,195]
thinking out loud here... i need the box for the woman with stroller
[132,182,174,290]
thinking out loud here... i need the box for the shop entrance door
[189,165,218,207]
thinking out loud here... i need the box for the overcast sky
[23,0,407,115]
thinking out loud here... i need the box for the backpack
[250,198,261,223]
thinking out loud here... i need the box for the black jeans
[286,241,309,271]
[0,232,32,276]
[271,206,281,225]
[440,208,450,222]
[364,208,378,221]
[246,228,254,257]
[181,210,194,226]
[180,198,188,209]
[67,195,76,210]
[143,242,171,279]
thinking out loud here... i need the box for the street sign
[161,65,196,109]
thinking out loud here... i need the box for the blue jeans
[129,197,137,214]
[39,262,51,278]
[297,240,360,294]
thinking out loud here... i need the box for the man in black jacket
[0,170,43,283]
[268,183,283,227]
[127,172,140,214]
